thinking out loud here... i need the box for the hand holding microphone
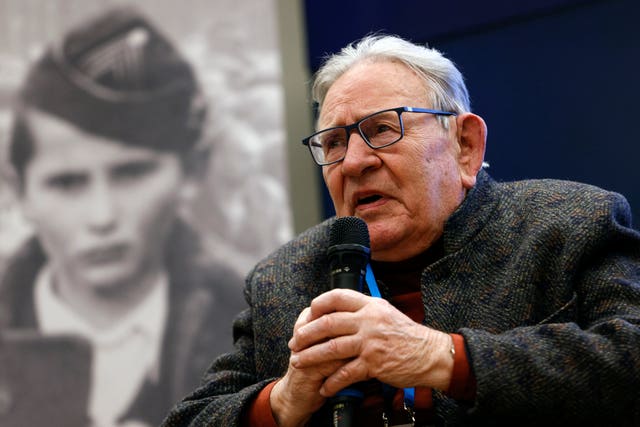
[273,217,455,426]
[269,217,371,427]
[326,216,371,427]
[268,216,370,427]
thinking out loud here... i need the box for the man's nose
[86,181,117,233]
[340,132,382,176]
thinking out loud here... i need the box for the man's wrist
[415,326,455,390]
[270,378,310,427]
[445,333,477,401]
[243,381,279,427]
[436,331,456,391]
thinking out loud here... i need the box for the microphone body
[327,243,370,291]
[326,217,371,427]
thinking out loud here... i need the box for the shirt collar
[35,265,169,347]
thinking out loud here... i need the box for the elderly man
[162,35,640,426]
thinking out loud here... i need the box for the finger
[291,334,361,367]
[290,311,358,351]
[319,357,369,397]
[309,289,370,320]
[289,356,348,381]
[293,307,312,331]
[283,354,349,400]
[289,307,312,350]
[275,358,345,425]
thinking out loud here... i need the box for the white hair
[311,34,471,128]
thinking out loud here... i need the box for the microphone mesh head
[329,216,370,248]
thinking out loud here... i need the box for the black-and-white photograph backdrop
[0,1,292,426]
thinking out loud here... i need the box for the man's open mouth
[357,194,383,206]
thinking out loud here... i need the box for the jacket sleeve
[160,274,277,427]
[161,220,329,426]
[461,191,640,424]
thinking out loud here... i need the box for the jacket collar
[443,169,499,255]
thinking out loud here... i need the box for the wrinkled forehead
[317,60,430,129]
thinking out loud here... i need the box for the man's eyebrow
[109,158,159,173]
[44,169,88,179]
[43,170,89,187]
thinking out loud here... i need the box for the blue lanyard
[365,264,415,412]
[365,264,381,297]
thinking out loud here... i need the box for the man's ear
[176,147,209,219]
[455,112,487,189]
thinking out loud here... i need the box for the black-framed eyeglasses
[301,106,457,166]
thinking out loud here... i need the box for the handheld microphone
[327,216,370,427]
[328,216,370,291]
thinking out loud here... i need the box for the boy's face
[19,110,189,296]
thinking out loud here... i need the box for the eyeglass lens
[310,110,402,164]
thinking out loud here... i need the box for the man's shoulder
[0,238,43,312]
[172,252,245,304]
[247,218,334,286]
[490,174,632,227]
[257,218,333,265]
[501,175,624,207]
[165,223,246,313]
[500,175,613,198]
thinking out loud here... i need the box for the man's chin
[81,267,138,297]
[368,227,400,257]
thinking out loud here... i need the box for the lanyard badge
[365,264,416,427]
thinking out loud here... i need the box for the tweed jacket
[0,221,246,426]
[163,171,640,426]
